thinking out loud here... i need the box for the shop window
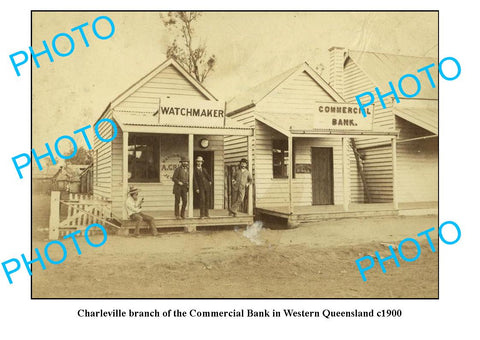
[272,139,289,178]
[128,134,160,182]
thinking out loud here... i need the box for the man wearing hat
[230,158,252,217]
[193,155,212,218]
[172,156,190,219]
[125,186,158,237]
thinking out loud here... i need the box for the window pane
[128,134,160,182]
[272,139,288,178]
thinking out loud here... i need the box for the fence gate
[49,192,120,240]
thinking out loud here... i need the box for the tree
[65,146,94,165]
[162,12,216,83]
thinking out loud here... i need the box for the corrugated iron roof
[113,110,251,130]
[227,62,344,114]
[33,164,87,180]
[110,58,217,107]
[94,58,218,127]
[227,63,303,113]
[256,112,394,136]
[32,165,62,179]
[348,50,438,100]
[393,99,438,134]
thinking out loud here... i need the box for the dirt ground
[32,215,439,298]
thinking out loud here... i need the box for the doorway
[193,151,214,209]
[311,147,334,205]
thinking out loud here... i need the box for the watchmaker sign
[159,98,225,127]
[314,102,374,131]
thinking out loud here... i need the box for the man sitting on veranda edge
[125,186,159,237]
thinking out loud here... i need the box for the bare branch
[162,11,216,83]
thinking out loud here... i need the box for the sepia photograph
[31,11,439,298]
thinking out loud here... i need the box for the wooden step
[119,214,254,234]
[290,209,399,222]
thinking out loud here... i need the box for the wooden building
[93,58,254,231]
[33,164,87,194]
[33,165,60,194]
[79,164,93,194]
[329,47,438,211]
[225,62,398,226]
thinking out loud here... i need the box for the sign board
[159,97,225,127]
[314,102,374,130]
[295,163,311,174]
[160,153,182,181]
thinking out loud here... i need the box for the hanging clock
[200,138,209,148]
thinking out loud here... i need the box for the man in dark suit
[172,156,189,219]
[193,156,212,218]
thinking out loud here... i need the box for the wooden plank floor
[140,209,241,219]
[121,209,253,233]
[398,201,438,216]
[255,203,398,221]
[398,201,438,210]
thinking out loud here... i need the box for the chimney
[328,47,347,99]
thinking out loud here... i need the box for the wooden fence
[49,192,120,240]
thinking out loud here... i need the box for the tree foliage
[162,12,216,83]
[66,146,94,165]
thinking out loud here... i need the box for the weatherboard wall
[251,68,347,207]
[341,57,396,203]
[396,118,438,203]
[115,65,208,112]
[224,107,255,167]
[95,61,226,219]
[255,70,336,114]
[116,134,225,216]
[225,68,352,208]
[93,110,114,201]
[253,121,345,208]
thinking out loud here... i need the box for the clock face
[200,139,209,148]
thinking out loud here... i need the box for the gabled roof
[393,99,438,134]
[113,109,250,131]
[346,49,438,135]
[227,62,344,114]
[32,164,62,179]
[109,58,218,110]
[255,111,397,137]
[54,165,86,181]
[348,50,438,100]
[32,164,87,180]
[94,58,222,127]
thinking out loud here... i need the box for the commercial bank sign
[315,102,373,131]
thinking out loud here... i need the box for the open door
[193,151,214,209]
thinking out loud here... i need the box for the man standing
[193,156,212,218]
[172,156,189,219]
[230,158,252,216]
[125,186,158,237]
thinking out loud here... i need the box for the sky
[32,11,438,150]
